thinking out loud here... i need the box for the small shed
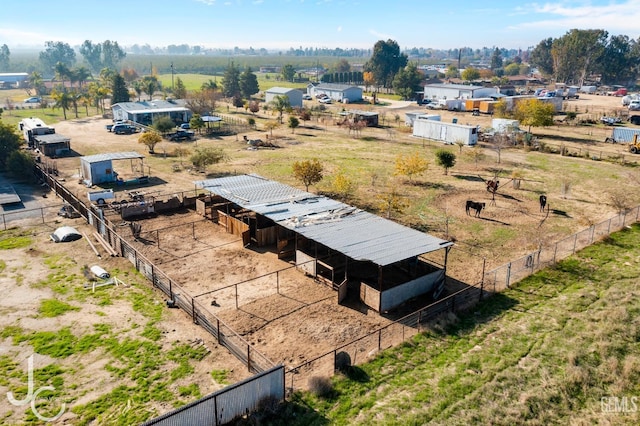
[265,87,303,108]
[80,152,145,186]
[423,83,497,101]
[33,133,71,157]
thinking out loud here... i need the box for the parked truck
[604,126,640,143]
[412,118,478,146]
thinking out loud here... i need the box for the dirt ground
[1,91,639,419]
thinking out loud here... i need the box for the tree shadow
[412,181,455,191]
[452,174,485,182]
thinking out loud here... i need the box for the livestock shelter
[111,100,192,126]
[339,110,379,126]
[422,83,497,102]
[265,87,303,108]
[194,174,453,313]
[308,83,363,103]
[80,152,146,186]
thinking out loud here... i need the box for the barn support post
[247,345,251,371]
[169,280,173,300]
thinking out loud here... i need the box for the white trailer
[18,117,55,146]
[413,118,478,146]
[491,118,520,133]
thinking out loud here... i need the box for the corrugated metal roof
[316,83,360,91]
[195,174,452,266]
[33,134,70,143]
[80,151,145,163]
[266,87,300,94]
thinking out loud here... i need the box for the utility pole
[171,62,174,91]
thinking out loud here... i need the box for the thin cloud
[195,0,217,5]
[369,29,393,40]
[337,26,342,32]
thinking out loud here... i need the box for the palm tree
[28,72,44,97]
[73,66,92,89]
[54,62,71,88]
[51,89,73,120]
[142,76,159,101]
[132,80,144,101]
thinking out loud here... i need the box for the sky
[2,0,640,51]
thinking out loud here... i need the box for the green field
[240,224,640,425]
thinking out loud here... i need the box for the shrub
[308,376,333,398]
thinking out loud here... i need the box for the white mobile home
[413,118,478,146]
[19,117,55,145]
[404,112,440,126]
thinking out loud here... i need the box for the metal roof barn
[80,152,145,186]
[195,174,452,266]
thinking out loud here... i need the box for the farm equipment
[629,134,640,154]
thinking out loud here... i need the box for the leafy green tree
[281,64,296,82]
[54,62,71,86]
[138,131,162,154]
[271,95,290,124]
[461,67,481,82]
[504,63,520,76]
[490,48,503,70]
[222,62,240,98]
[394,151,428,183]
[190,147,227,173]
[152,116,175,134]
[101,40,126,71]
[513,99,555,133]
[377,189,407,219]
[364,39,408,88]
[0,122,22,170]
[79,41,102,74]
[551,29,607,85]
[39,41,76,75]
[530,38,554,77]
[334,59,351,73]
[392,62,423,100]
[0,44,9,71]
[232,93,244,110]
[263,120,280,137]
[173,77,187,99]
[288,116,300,134]
[239,67,260,99]
[600,34,640,85]
[190,114,205,134]
[445,65,458,79]
[435,149,456,175]
[292,159,323,191]
[6,150,35,180]
[28,71,45,97]
[111,74,130,104]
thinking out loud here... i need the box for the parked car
[112,124,138,134]
[302,94,312,100]
[24,96,41,103]
[318,97,332,104]
[168,129,195,141]
[630,115,640,125]
[316,93,328,100]
[601,116,622,125]
[629,100,640,111]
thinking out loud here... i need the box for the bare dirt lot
[2,91,640,422]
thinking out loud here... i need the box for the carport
[80,152,146,186]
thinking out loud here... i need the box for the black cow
[466,200,486,217]
[539,195,547,212]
